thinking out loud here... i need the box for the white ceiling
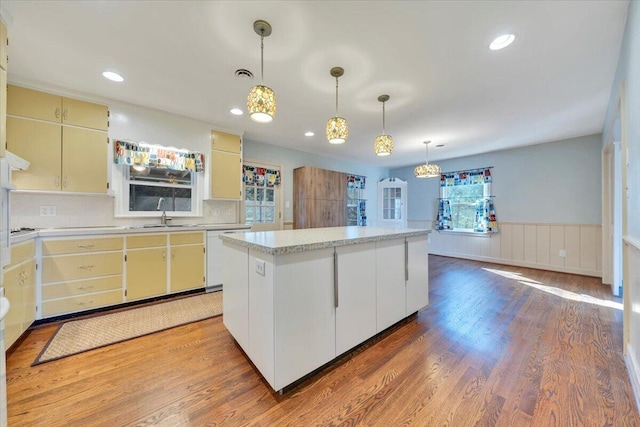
[0,1,629,168]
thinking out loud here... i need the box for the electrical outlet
[255,259,266,276]
[40,206,57,216]
[559,249,566,257]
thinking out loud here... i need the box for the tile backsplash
[11,192,239,229]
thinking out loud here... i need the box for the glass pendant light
[374,94,393,156]
[247,20,277,123]
[326,67,348,144]
[414,141,441,178]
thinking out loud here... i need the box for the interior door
[377,178,407,228]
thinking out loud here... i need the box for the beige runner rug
[33,291,222,365]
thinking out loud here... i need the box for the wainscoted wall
[411,220,602,277]
[624,237,640,410]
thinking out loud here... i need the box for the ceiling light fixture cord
[335,76,339,116]
[382,100,386,135]
[425,141,429,163]
[260,33,265,84]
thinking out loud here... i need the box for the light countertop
[220,226,430,255]
[10,224,250,244]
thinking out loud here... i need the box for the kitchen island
[220,226,430,392]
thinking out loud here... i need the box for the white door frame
[377,178,407,228]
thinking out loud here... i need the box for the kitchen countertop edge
[10,224,251,243]
[220,227,431,255]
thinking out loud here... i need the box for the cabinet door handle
[63,108,68,121]
[78,264,94,270]
[78,300,94,306]
[333,249,339,308]
[77,285,94,291]
[55,176,60,188]
[405,239,409,282]
[162,251,166,260]
[55,107,60,119]
[63,176,68,188]
[77,244,95,249]
[171,250,175,258]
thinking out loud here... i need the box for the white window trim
[115,165,204,218]
[440,182,492,233]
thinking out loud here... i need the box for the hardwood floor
[6,255,640,426]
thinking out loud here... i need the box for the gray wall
[390,134,602,225]
[243,138,390,225]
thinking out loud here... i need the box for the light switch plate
[559,249,566,257]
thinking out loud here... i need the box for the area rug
[33,291,223,365]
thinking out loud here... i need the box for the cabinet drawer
[127,234,167,249]
[43,237,123,255]
[42,252,123,283]
[170,232,204,245]
[42,275,122,300]
[42,289,123,317]
[8,240,36,267]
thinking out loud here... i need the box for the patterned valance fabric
[440,168,492,187]
[243,165,281,187]
[347,175,366,189]
[114,140,205,172]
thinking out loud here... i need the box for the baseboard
[626,344,640,417]
[429,250,602,278]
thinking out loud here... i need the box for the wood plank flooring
[6,255,640,426]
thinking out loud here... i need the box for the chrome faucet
[156,198,171,225]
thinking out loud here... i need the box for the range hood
[4,151,30,171]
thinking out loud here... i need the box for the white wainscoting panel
[415,221,602,277]
[623,238,640,414]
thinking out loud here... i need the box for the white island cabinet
[220,226,430,392]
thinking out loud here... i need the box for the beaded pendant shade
[326,67,348,144]
[374,94,393,156]
[247,20,277,123]
[414,141,441,178]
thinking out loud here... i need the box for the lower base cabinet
[169,232,205,293]
[3,241,36,349]
[223,234,429,391]
[126,234,168,301]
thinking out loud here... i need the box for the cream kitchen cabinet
[210,130,242,200]
[7,85,108,131]
[125,234,167,301]
[6,85,109,193]
[0,19,7,158]
[169,232,205,293]
[3,241,36,349]
[0,18,8,71]
[40,237,123,317]
[7,116,108,193]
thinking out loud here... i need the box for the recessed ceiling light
[305,131,314,137]
[230,108,243,116]
[102,71,124,82]
[489,34,515,50]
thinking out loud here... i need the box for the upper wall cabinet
[7,85,108,131]
[210,130,242,200]
[0,18,8,70]
[6,85,110,193]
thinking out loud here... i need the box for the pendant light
[326,67,348,144]
[247,20,277,123]
[414,141,441,178]
[374,94,393,156]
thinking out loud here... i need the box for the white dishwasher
[206,231,233,291]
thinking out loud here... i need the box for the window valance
[114,140,205,172]
[440,167,492,187]
[347,174,366,189]
[243,165,281,187]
